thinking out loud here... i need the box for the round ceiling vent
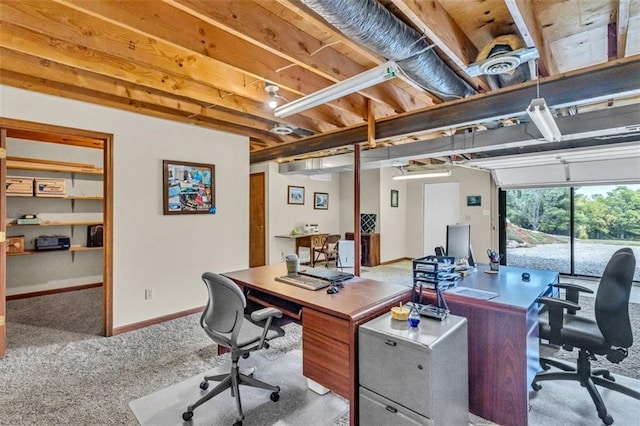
[270,124,294,135]
[479,55,521,75]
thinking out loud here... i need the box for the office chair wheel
[264,342,270,349]
[182,410,193,421]
[242,353,250,359]
[270,391,280,402]
[602,414,613,425]
[199,381,209,390]
[531,382,542,391]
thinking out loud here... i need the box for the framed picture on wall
[467,195,482,206]
[391,189,399,207]
[314,192,328,209]
[288,185,305,205]
[163,160,215,215]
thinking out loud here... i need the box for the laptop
[299,267,355,283]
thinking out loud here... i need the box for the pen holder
[489,261,500,272]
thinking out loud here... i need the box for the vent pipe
[302,0,476,101]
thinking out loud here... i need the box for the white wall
[1,85,249,328]
[339,169,381,236]
[379,167,407,262]
[250,162,341,265]
[405,167,493,259]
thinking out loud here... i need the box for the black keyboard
[275,275,331,291]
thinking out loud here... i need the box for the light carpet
[129,350,348,426]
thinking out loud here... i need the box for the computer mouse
[326,286,339,294]
[522,272,530,281]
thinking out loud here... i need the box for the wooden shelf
[7,220,103,227]
[7,157,103,175]
[7,194,103,200]
[7,246,103,257]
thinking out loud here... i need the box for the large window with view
[502,185,640,282]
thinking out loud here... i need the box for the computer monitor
[446,224,471,263]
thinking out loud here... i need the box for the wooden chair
[312,234,342,268]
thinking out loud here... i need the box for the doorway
[249,172,266,267]
[0,118,113,356]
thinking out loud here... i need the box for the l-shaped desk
[223,263,412,426]
[224,263,558,426]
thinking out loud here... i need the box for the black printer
[35,235,71,251]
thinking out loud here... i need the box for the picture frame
[391,189,399,208]
[314,192,328,210]
[163,160,215,215]
[287,185,305,205]
[467,195,482,206]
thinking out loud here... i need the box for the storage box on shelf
[6,176,34,196]
[34,178,66,197]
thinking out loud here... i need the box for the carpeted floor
[129,350,348,426]
[2,266,639,426]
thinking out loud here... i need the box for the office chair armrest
[539,296,581,344]
[250,307,283,350]
[539,296,581,311]
[553,282,593,314]
[250,307,283,322]
[553,282,593,293]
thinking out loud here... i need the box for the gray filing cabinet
[358,313,468,425]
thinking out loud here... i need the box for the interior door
[0,128,7,356]
[249,172,266,267]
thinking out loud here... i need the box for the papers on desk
[445,286,499,300]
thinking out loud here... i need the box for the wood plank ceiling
[1,0,639,163]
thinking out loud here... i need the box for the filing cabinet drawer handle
[385,406,397,413]
[384,339,396,346]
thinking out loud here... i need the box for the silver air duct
[302,0,476,100]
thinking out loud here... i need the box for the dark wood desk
[223,263,412,425]
[345,232,380,266]
[421,265,559,426]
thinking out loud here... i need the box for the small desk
[420,265,559,426]
[223,263,412,426]
[275,233,327,264]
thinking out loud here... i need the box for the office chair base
[534,352,640,425]
[183,363,281,422]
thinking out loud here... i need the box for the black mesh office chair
[312,234,341,268]
[182,273,285,426]
[532,248,639,425]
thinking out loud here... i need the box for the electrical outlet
[144,289,152,300]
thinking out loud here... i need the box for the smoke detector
[270,124,294,135]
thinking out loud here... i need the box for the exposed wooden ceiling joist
[0,0,637,161]
[251,57,640,163]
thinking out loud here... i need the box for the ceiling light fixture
[274,61,400,118]
[392,170,452,180]
[265,83,280,109]
[527,98,562,142]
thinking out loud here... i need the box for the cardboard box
[34,178,66,197]
[7,236,25,254]
[6,177,34,196]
